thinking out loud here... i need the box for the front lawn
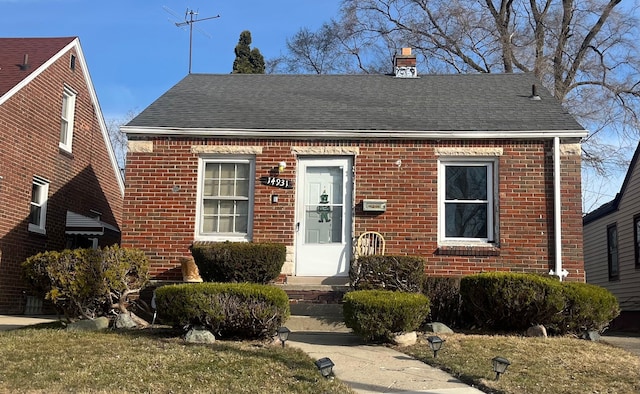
[401,333,640,394]
[0,327,353,393]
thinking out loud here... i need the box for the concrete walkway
[287,331,484,394]
[0,315,57,331]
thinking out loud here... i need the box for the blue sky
[0,0,341,120]
[1,0,633,210]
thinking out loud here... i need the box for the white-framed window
[438,159,496,243]
[196,157,255,241]
[29,176,49,234]
[59,87,76,152]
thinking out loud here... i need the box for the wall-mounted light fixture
[278,161,287,173]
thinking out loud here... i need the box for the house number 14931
[259,176,293,189]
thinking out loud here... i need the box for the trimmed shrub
[422,276,461,326]
[349,255,426,292]
[21,245,150,320]
[460,272,564,331]
[191,242,285,284]
[550,282,620,335]
[154,282,290,339]
[343,290,430,342]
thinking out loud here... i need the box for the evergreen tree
[232,30,265,74]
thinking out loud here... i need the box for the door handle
[296,222,300,232]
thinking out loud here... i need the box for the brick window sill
[436,244,500,256]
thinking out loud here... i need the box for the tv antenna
[163,6,220,74]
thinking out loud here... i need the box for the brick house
[583,141,640,330]
[121,50,587,286]
[0,37,124,313]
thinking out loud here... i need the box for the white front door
[295,157,353,276]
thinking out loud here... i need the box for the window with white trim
[59,87,76,152]
[196,158,254,241]
[439,160,495,243]
[29,176,49,234]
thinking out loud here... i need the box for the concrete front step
[285,315,350,333]
[284,276,350,286]
[285,302,348,333]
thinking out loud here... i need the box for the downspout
[550,136,568,281]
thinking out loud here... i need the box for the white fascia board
[122,126,589,140]
[73,39,125,197]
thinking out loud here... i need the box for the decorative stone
[581,330,601,341]
[424,322,454,334]
[114,313,138,329]
[184,326,216,344]
[525,324,548,338]
[66,317,110,332]
[392,331,417,347]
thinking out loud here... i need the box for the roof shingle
[0,37,76,97]
[126,73,585,133]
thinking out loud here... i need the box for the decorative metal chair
[355,231,386,258]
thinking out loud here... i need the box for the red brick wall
[123,138,584,282]
[0,46,123,313]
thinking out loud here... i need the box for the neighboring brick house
[583,141,640,331]
[121,49,587,286]
[0,37,124,313]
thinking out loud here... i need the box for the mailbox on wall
[362,199,387,212]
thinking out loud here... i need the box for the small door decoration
[317,190,331,222]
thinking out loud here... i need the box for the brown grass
[0,327,354,393]
[401,333,640,394]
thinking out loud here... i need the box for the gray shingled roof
[126,73,585,133]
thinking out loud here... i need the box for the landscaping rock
[114,313,138,329]
[424,322,454,334]
[392,331,417,346]
[526,324,548,338]
[581,330,601,341]
[184,326,216,344]
[66,317,110,332]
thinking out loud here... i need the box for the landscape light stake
[277,326,290,348]
[427,335,445,358]
[492,356,511,380]
[315,357,335,378]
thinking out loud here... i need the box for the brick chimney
[394,48,417,78]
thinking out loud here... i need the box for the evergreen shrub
[191,242,285,284]
[422,276,461,326]
[349,255,426,292]
[21,245,149,320]
[343,290,430,342]
[460,272,564,331]
[550,281,620,335]
[154,282,290,339]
